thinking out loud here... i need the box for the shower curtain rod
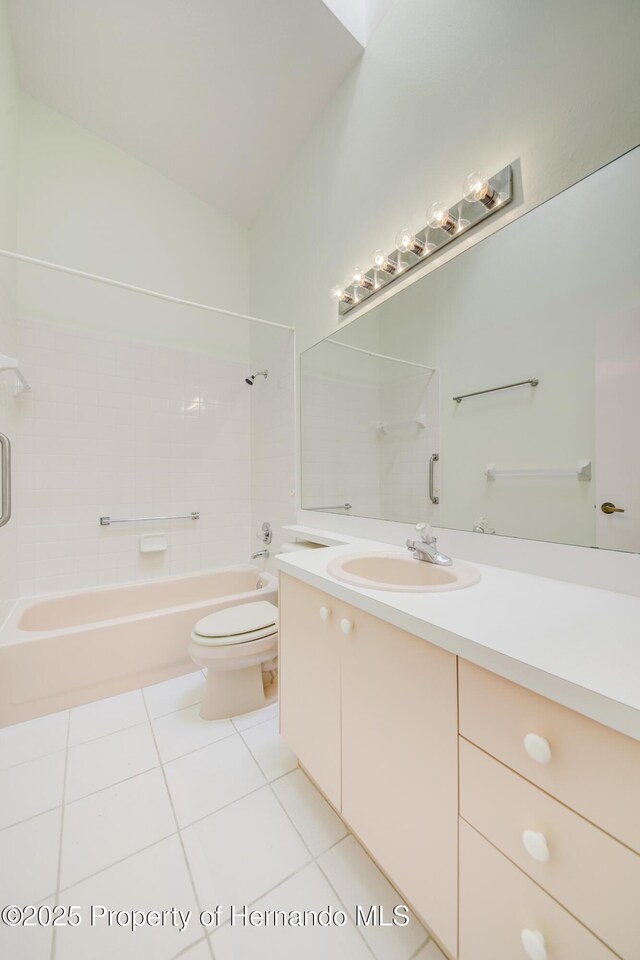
[325,338,435,371]
[0,248,295,332]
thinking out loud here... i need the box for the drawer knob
[521,929,547,960]
[319,606,331,621]
[522,830,550,862]
[340,618,354,635]
[524,733,552,764]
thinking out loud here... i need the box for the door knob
[601,502,625,515]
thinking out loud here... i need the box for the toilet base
[200,662,275,721]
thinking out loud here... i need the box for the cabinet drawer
[460,738,640,959]
[460,819,617,960]
[459,659,640,853]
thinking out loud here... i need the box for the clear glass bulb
[426,200,458,234]
[463,171,496,206]
[330,284,344,302]
[395,227,425,257]
[426,201,449,229]
[395,228,413,252]
[370,249,386,271]
[351,268,373,290]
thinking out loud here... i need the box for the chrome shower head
[245,369,268,385]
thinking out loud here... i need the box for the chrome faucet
[406,523,452,566]
[251,549,269,560]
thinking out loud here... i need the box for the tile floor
[0,671,446,960]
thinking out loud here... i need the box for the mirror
[301,146,640,551]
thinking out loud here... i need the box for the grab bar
[306,503,352,512]
[100,511,199,526]
[453,378,539,403]
[429,453,439,504]
[0,432,11,527]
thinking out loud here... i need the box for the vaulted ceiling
[8,0,380,224]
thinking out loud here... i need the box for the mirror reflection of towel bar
[306,503,352,512]
[453,378,539,403]
[485,461,591,481]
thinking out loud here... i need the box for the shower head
[245,369,268,386]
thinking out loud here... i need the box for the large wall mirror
[301,146,640,552]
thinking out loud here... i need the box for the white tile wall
[250,328,296,557]
[14,318,253,596]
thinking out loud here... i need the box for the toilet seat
[192,600,278,647]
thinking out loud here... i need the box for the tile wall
[13,319,252,597]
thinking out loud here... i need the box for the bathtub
[0,565,277,727]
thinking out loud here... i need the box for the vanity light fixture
[331,163,513,316]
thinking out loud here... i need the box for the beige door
[278,574,342,808]
[340,603,458,957]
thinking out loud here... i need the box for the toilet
[189,600,278,721]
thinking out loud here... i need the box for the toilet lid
[193,600,278,639]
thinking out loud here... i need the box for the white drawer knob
[340,618,354,635]
[522,829,550,862]
[521,928,548,960]
[319,606,331,621]
[524,733,552,764]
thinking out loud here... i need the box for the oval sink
[327,551,480,592]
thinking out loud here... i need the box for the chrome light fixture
[331,164,513,316]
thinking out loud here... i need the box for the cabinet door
[278,574,342,808]
[340,603,458,957]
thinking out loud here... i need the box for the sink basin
[326,551,480,592]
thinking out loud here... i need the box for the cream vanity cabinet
[279,572,458,956]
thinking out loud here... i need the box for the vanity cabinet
[279,573,458,956]
[278,575,342,808]
[279,571,640,960]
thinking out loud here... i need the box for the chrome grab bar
[0,432,11,528]
[306,503,352,512]
[100,511,199,526]
[429,453,439,504]
[453,378,539,403]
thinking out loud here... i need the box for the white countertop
[277,526,640,741]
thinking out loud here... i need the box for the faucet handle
[415,522,435,543]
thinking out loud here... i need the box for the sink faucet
[406,523,452,566]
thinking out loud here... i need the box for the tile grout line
[237,720,377,959]
[141,685,218,960]
[50,708,72,960]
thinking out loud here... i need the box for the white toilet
[189,600,278,721]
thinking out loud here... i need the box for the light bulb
[351,267,374,290]
[329,285,354,305]
[426,201,458,234]
[370,249,398,275]
[463,171,497,207]
[395,227,426,257]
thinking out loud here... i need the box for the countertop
[276,526,640,741]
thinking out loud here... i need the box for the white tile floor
[0,671,446,960]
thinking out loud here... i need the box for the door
[340,603,458,956]
[595,307,640,551]
[278,573,342,808]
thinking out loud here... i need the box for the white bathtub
[0,565,277,727]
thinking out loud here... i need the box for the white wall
[250,0,640,353]
[0,0,19,618]
[17,94,250,361]
[12,92,258,596]
[14,317,252,596]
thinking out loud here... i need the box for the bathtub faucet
[251,549,269,560]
